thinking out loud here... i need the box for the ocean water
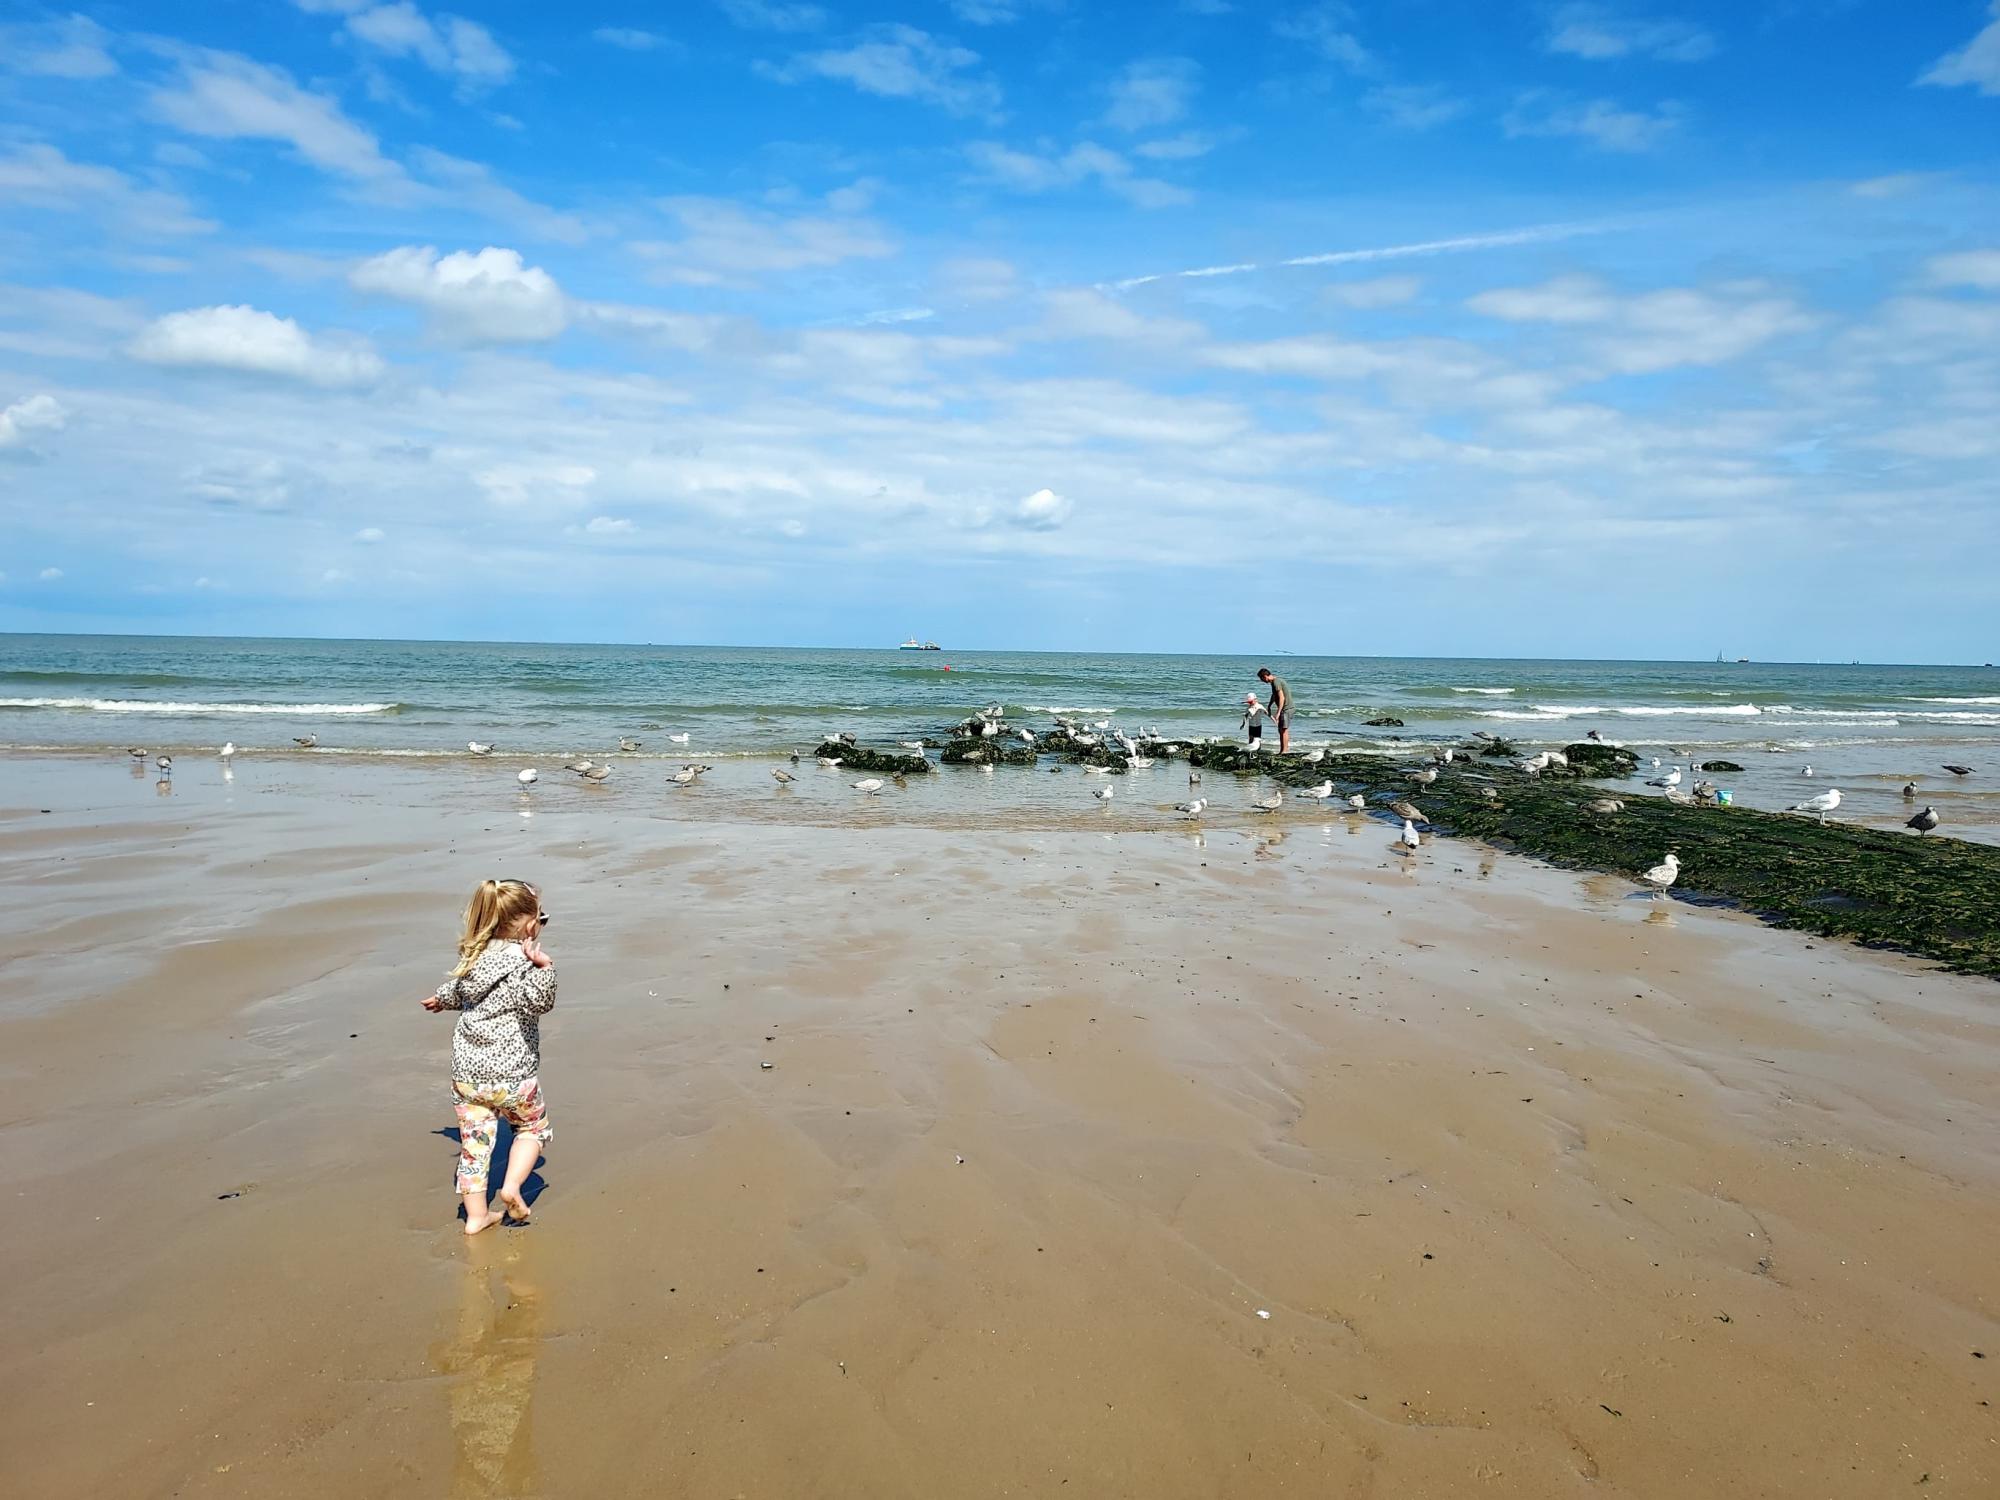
[4,634,1996,838]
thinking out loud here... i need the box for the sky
[0,1,1997,661]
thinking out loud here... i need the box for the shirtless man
[1257,667,1293,754]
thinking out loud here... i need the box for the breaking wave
[0,697,402,715]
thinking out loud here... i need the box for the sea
[4,635,1996,840]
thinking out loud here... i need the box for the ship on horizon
[898,637,942,650]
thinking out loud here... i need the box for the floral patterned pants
[452,1077,552,1196]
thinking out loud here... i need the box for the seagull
[618,738,641,752]
[789,750,801,764]
[1093,785,1114,802]
[816,756,843,768]
[1187,769,1202,786]
[1297,780,1334,801]
[517,768,538,786]
[1084,763,1113,774]
[853,778,884,793]
[1906,805,1940,835]
[1399,819,1421,851]
[772,768,796,784]
[1586,729,1603,742]
[1587,798,1624,814]
[671,768,699,785]
[1252,792,1283,812]
[293,735,317,749]
[1345,792,1367,810]
[1517,757,1546,777]
[127,746,148,760]
[566,758,594,774]
[1543,749,1568,768]
[1786,788,1842,823]
[1479,787,1499,802]
[156,755,173,774]
[899,740,925,750]
[1390,799,1424,822]
[1302,748,1325,763]
[837,732,858,746]
[1645,766,1683,790]
[1433,747,1455,765]
[668,732,691,745]
[1126,755,1155,769]
[1800,765,1813,778]
[1406,767,1439,787]
[1943,764,1974,776]
[469,741,493,756]
[1640,852,1680,898]
[1176,798,1207,820]
[582,765,611,783]
[219,742,236,762]
[1901,782,1917,799]
[979,721,999,738]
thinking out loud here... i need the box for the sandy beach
[3,752,1996,1498]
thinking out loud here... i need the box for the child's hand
[521,935,552,969]
[421,995,445,1012]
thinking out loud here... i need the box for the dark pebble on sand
[217,1192,241,1200]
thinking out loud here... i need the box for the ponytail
[452,877,537,976]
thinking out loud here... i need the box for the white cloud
[1925,249,2000,290]
[935,257,1019,304]
[1106,58,1200,132]
[1325,274,1422,308]
[1364,85,1468,131]
[583,515,633,534]
[150,51,399,179]
[185,458,297,511]
[1273,4,1373,73]
[1920,0,2000,95]
[1466,276,1814,373]
[406,149,590,244]
[355,526,386,542]
[1850,172,1936,199]
[634,197,895,287]
[351,245,568,342]
[1503,93,1684,152]
[39,567,64,581]
[1013,487,1071,530]
[967,140,1192,208]
[1037,289,1204,344]
[1545,5,1715,62]
[1132,132,1219,161]
[0,14,116,78]
[0,393,68,452]
[344,4,515,88]
[475,462,597,508]
[591,27,673,51]
[130,305,386,387]
[718,0,826,29]
[769,25,1002,118]
[0,144,214,236]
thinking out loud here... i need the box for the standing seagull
[1407,767,1439,787]
[566,758,594,774]
[1785,788,1842,823]
[293,734,317,749]
[772,768,796,784]
[219,741,236,763]
[1176,797,1207,820]
[156,755,173,775]
[1344,792,1367,810]
[517,768,538,786]
[1296,780,1334,801]
[581,764,611,783]
[1640,852,1680,898]
[469,741,493,756]
[1252,792,1283,813]
[1906,805,1940,835]
[853,777,884,794]
[1093,784,1114,802]
[1646,766,1683,790]
[671,767,699,785]
[1399,819,1421,851]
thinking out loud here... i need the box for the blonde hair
[452,877,540,977]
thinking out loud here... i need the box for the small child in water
[422,877,556,1234]
[1241,693,1268,750]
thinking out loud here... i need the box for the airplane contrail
[1103,220,1610,293]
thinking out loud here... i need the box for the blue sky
[0,1,1996,660]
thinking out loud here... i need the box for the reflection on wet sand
[436,1247,543,1500]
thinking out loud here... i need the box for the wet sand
[3,753,1996,1497]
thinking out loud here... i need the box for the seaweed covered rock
[1363,716,1404,727]
[1701,760,1745,773]
[1562,741,1640,778]
[1476,736,1521,758]
[812,741,932,774]
[940,737,1039,766]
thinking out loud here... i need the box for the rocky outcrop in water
[812,742,932,774]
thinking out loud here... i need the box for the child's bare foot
[499,1189,532,1223]
[463,1204,506,1235]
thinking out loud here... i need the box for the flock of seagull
[128,712,1977,891]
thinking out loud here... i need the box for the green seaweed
[812,741,933,775]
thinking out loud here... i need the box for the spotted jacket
[433,941,557,1086]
